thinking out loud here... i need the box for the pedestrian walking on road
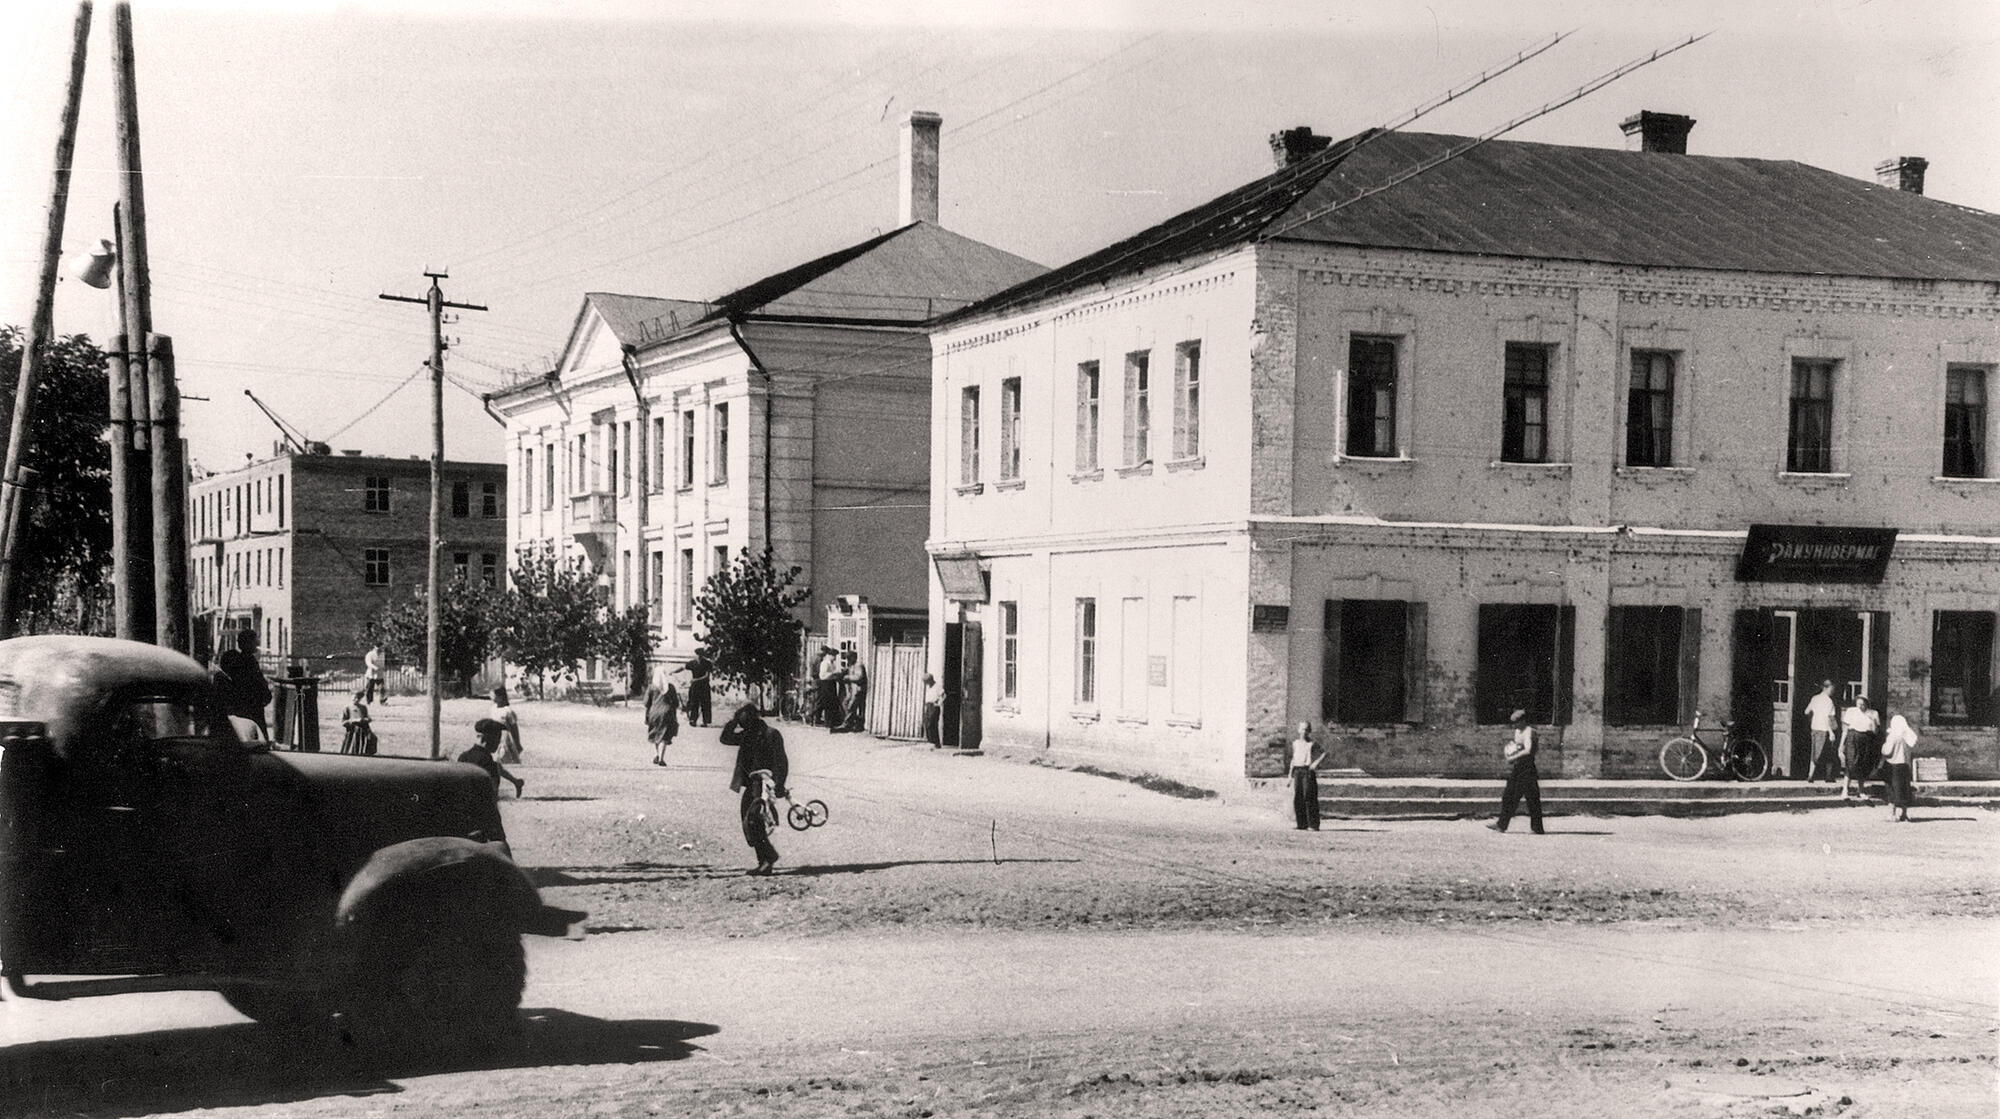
[1880,714,1917,822]
[490,686,524,764]
[644,665,680,767]
[1289,721,1323,831]
[461,719,524,798]
[921,673,943,747]
[1805,679,1838,781]
[339,690,376,755]
[1487,709,1545,834]
[363,642,386,705]
[685,647,714,728]
[1839,695,1882,800]
[723,703,790,875]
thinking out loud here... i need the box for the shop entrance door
[1737,608,1887,779]
[1768,611,1798,777]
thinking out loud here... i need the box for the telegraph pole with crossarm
[379,271,486,760]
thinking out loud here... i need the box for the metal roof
[700,220,1045,326]
[955,129,2000,323]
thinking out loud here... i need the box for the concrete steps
[1298,778,2000,819]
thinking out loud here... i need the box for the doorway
[1733,607,1886,778]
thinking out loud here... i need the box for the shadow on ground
[0,1009,716,1117]
[778,857,1082,877]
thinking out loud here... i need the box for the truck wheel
[338,920,525,1059]
[220,984,330,1035]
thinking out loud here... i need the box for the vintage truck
[0,635,581,1053]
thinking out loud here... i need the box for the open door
[958,621,983,752]
[941,623,962,747]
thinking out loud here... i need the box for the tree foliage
[597,601,657,690]
[693,547,810,704]
[497,550,605,690]
[375,575,503,696]
[0,328,112,633]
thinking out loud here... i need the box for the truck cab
[0,636,579,1053]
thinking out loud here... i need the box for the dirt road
[0,698,1993,1117]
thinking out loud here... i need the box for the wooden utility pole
[0,1,93,638]
[380,272,485,759]
[149,333,188,652]
[110,1,157,642]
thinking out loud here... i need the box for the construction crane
[243,389,329,456]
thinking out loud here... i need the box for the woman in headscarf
[1880,714,1917,823]
[644,663,680,767]
[490,685,524,764]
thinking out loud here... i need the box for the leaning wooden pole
[0,1,93,639]
[149,334,188,652]
[111,0,157,642]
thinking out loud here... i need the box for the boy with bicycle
[723,703,790,875]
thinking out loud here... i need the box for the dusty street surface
[1,697,1994,1117]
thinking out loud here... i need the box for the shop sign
[1735,524,1897,584]
[933,554,988,602]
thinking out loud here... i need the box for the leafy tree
[497,550,603,694]
[0,328,112,633]
[597,601,658,694]
[375,575,504,696]
[693,547,810,709]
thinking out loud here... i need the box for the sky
[2,0,1995,475]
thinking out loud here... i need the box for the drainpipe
[726,319,776,550]
[477,391,505,427]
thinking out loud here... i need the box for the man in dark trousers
[1487,708,1545,834]
[684,647,714,727]
[213,629,272,736]
[723,703,790,875]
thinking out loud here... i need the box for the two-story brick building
[491,112,1043,671]
[927,114,2000,785]
[188,449,508,663]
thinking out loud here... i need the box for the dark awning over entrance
[1735,525,1897,584]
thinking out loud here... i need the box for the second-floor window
[520,448,534,513]
[364,476,390,513]
[1626,350,1677,468]
[364,548,390,586]
[1173,341,1201,460]
[543,444,555,509]
[710,403,729,485]
[1075,361,1100,471]
[1501,343,1550,463]
[999,377,1022,480]
[482,481,500,518]
[680,410,695,488]
[1123,350,1151,465]
[1347,335,1398,457]
[651,416,666,492]
[451,480,470,518]
[1944,364,1988,478]
[1788,359,1836,473]
[960,386,981,484]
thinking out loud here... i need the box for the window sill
[676,485,694,495]
[1068,707,1100,723]
[954,482,986,497]
[994,702,1020,714]
[1069,469,1104,484]
[1114,712,1149,725]
[708,479,729,489]
[1487,460,1571,472]
[1165,715,1202,729]
[1166,456,1206,473]
[1931,474,2000,486]
[1115,462,1154,479]
[993,478,1027,493]
[1336,454,1416,475]
[1776,471,1851,490]
[1615,465,1694,481]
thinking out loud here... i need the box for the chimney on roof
[1875,156,1928,195]
[1619,111,1695,154]
[899,110,942,226]
[1270,126,1332,169]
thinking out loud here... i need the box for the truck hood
[260,752,511,881]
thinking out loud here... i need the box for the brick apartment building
[188,449,508,664]
[927,113,2000,786]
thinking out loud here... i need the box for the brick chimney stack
[1875,156,1928,195]
[1619,111,1696,154]
[1270,126,1332,170]
[900,110,942,226]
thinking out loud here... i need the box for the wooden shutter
[1475,604,1506,724]
[1730,608,1769,733]
[1555,605,1576,725]
[1868,611,1890,713]
[1402,601,1427,723]
[1320,599,1342,722]
[1677,607,1702,727]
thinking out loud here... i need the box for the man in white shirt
[363,643,386,705]
[1804,680,1838,782]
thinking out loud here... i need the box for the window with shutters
[1320,600,1426,724]
[1604,606,1689,725]
[1931,610,1995,725]
[1474,603,1573,725]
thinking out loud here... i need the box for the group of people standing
[810,646,868,733]
[1805,681,1917,821]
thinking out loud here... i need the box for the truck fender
[335,836,543,937]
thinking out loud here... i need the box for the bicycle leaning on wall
[1659,709,1769,782]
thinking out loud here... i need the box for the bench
[574,680,614,706]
